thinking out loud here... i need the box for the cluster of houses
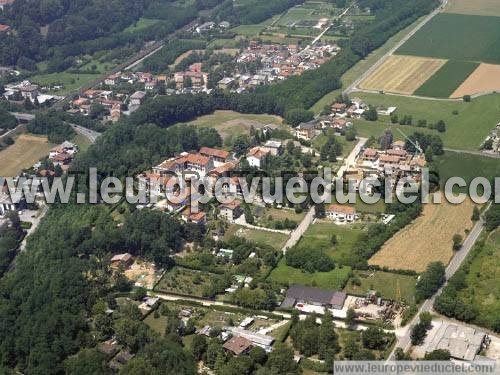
[137,138,287,220]
[295,98,367,141]
[348,140,427,193]
[3,80,59,105]
[218,41,340,92]
[47,140,79,172]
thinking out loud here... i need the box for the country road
[344,0,448,95]
[387,215,486,359]
[70,123,102,144]
[280,136,366,253]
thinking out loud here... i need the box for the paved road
[387,215,486,359]
[344,0,447,95]
[70,123,102,144]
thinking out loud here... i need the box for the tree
[415,262,446,302]
[424,349,451,360]
[463,95,471,102]
[63,349,108,375]
[485,204,500,231]
[249,346,267,365]
[471,206,480,221]
[452,234,463,251]
[435,120,446,133]
[345,308,356,328]
[345,127,356,141]
[120,357,155,374]
[394,347,411,360]
[363,106,378,121]
[205,341,226,369]
[191,335,208,360]
[315,202,325,218]
[378,129,393,150]
[361,327,386,350]
[410,321,428,345]
[266,343,300,374]
[284,108,314,127]
[318,311,339,363]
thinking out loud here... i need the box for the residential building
[180,207,207,225]
[199,147,231,167]
[262,140,283,156]
[20,84,39,102]
[224,327,275,351]
[246,147,269,169]
[104,72,121,86]
[295,121,316,140]
[110,253,133,269]
[219,200,242,222]
[218,77,235,90]
[326,204,357,222]
[130,91,146,106]
[223,336,253,356]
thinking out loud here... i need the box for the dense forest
[0,0,223,69]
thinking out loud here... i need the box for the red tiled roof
[326,204,356,215]
[247,147,269,159]
[220,199,241,210]
[223,336,252,355]
[209,162,237,175]
[199,147,230,160]
[0,24,10,32]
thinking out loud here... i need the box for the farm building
[224,327,275,351]
[281,285,347,310]
[223,336,253,356]
[326,204,357,222]
[426,323,488,361]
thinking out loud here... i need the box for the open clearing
[414,60,479,98]
[359,55,446,95]
[0,134,53,177]
[344,270,417,303]
[369,198,476,272]
[444,0,500,17]
[451,63,500,98]
[396,13,500,64]
[179,110,284,140]
[352,92,500,150]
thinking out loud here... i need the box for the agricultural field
[451,63,500,98]
[224,224,289,250]
[344,270,417,303]
[178,110,284,140]
[268,258,352,290]
[352,92,500,150]
[359,55,446,95]
[444,0,500,17]
[293,221,365,264]
[310,14,429,113]
[154,267,220,297]
[395,13,500,64]
[433,151,500,191]
[0,134,53,177]
[369,197,476,272]
[413,60,479,98]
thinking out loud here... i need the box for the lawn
[268,258,352,290]
[309,15,429,114]
[143,313,168,336]
[0,133,53,177]
[312,133,357,157]
[351,92,500,151]
[413,60,480,98]
[30,71,100,95]
[73,134,92,153]
[433,151,500,190]
[154,267,220,297]
[395,13,500,64]
[178,110,284,140]
[344,270,417,304]
[224,224,290,250]
[293,221,364,265]
[258,207,306,222]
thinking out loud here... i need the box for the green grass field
[344,270,417,303]
[352,92,500,150]
[396,13,500,64]
[155,267,219,297]
[433,151,500,189]
[30,72,100,95]
[268,258,352,290]
[293,221,364,265]
[312,133,358,157]
[414,60,480,98]
[224,224,289,250]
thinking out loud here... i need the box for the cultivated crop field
[368,198,476,272]
[444,0,500,17]
[359,55,446,95]
[395,13,500,64]
[451,63,500,98]
[0,134,53,177]
[413,60,479,98]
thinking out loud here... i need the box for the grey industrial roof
[285,285,347,309]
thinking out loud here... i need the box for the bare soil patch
[451,63,500,98]
[359,55,446,95]
[368,198,476,272]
